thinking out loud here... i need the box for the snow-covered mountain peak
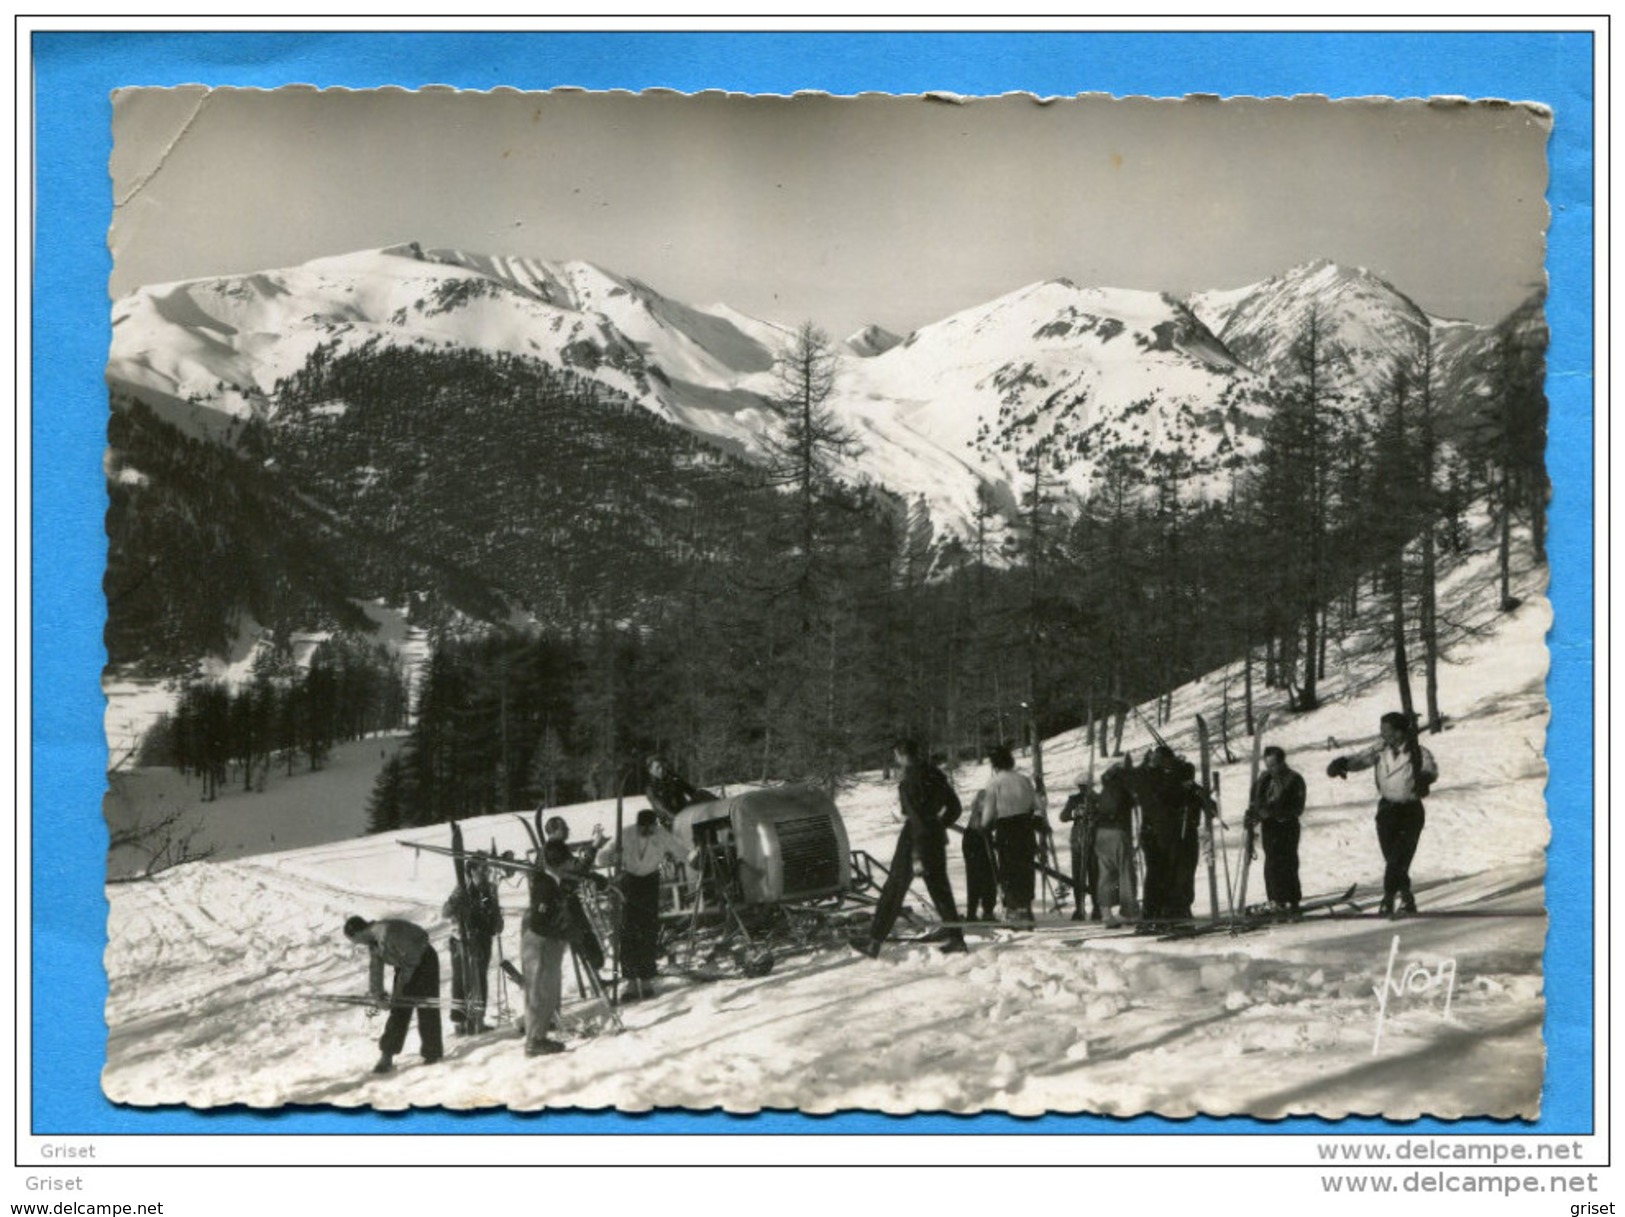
[845,323,902,358]
[1213,259,1439,397]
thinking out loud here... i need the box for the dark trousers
[568,893,606,974]
[1140,831,1184,920]
[1260,818,1303,907]
[618,870,662,980]
[870,819,962,943]
[1174,822,1201,917]
[448,934,492,1029]
[993,815,1039,910]
[1070,823,1096,914]
[380,945,443,1060]
[962,828,999,920]
[1375,799,1426,902]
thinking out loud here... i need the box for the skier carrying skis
[1058,775,1100,921]
[544,814,610,977]
[1246,746,1307,913]
[442,848,504,1036]
[851,738,968,958]
[596,808,688,1000]
[342,914,444,1075]
[1327,711,1438,916]
[520,840,578,1057]
[961,787,1000,922]
[541,812,608,867]
[977,744,1047,925]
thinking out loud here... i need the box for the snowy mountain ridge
[109,245,1505,536]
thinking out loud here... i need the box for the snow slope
[103,527,1549,1118]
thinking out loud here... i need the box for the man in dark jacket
[543,815,609,977]
[343,914,444,1075]
[521,840,578,1057]
[1128,747,1211,921]
[443,857,503,1035]
[852,738,967,958]
[442,822,504,1036]
[644,756,715,827]
[1248,745,1308,912]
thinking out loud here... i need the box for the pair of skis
[1152,882,1361,940]
[1194,709,1269,922]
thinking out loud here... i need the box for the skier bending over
[1247,746,1307,913]
[1327,711,1438,916]
[851,738,968,958]
[342,914,444,1075]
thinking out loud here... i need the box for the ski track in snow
[104,532,1551,1118]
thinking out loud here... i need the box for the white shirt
[1347,742,1438,801]
[596,826,686,877]
[979,769,1038,827]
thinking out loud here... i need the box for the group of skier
[850,708,1439,959]
[340,755,703,1072]
[340,717,1438,1072]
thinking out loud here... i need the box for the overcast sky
[109,88,1550,337]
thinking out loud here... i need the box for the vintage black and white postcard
[102,87,1553,1118]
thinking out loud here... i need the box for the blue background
[32,29,1595,1139]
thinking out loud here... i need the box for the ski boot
[372,1053,395,1075]
[848,935,882,960]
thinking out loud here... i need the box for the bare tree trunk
[1499,466,1516,611]
[1243,640,1255,736]
[1391,555,1416,726]
[1317,604,1329,682]
[1421,525,1442,731]
[1300,603,1320,709]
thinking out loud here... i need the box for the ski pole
[1128,702,1169,751]
[1215,772,1236,916]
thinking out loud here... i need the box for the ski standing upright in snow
[1196,714,1224,920]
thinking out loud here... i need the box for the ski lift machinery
[662,785,858,977]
